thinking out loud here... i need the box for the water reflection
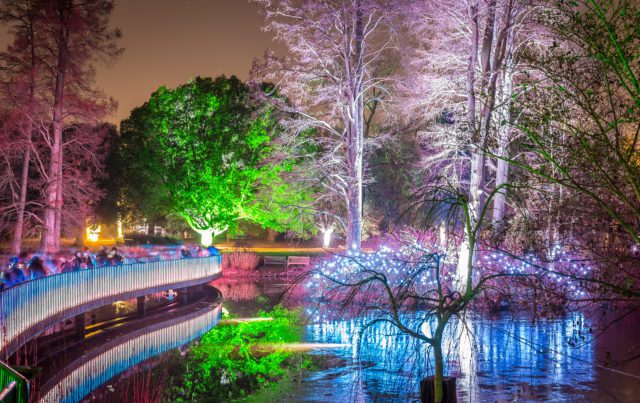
[36,288,221,402]
[216,279,639,402]
[89,279,640,402]
[302,313,598,401]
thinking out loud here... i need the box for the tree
[119,76,314,247]
[115,104,173,234]
[38,0,121,253]
[499,0,640,299]
[0,0,44,254]
[309,185,512,403]
[253,0,398,251]
[401,0,526,283]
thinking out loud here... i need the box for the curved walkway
[0,256,222,357]
[38,286,222,403]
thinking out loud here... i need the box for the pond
[81,278,640,402]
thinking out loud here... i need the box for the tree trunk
[147,218,156,236]
[11,144,31,255]
[267,228,277,242]
[12,8,38,255]
[491,25,516,235]
[458,151,484,287]
[433,339,445,403]
[41,4,69,254]
[54,148,63,250]
[492,142,509,234]
[75,222,85,246]
[346,186,363,251]
[41,137,62,253]
[345,0,365,252]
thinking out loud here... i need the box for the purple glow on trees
[252,0,399,252]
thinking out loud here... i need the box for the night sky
[0,0,279,124]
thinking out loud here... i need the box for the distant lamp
[86,225,101,243]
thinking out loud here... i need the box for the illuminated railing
[0,256,222,357]
[39,294,222,403]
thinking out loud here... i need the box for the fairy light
[307,234,596,313]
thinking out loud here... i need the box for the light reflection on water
[87,279,640,402]
[223,280,639,402]
[300,313,597,401]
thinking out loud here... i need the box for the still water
[85,279,640,402]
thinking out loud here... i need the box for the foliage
[164,306,312,401]
[117,76,314,246]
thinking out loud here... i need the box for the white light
[322,227,334,248]
[86,225,101,243]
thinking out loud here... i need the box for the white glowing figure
[86,225,101,242]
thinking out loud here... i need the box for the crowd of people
[1,244,220,291]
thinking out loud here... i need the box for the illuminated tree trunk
[41,0,69,253]
[346,135,364,251]
[11,144,31,255]
[321,227,334,248]
[458,0,481,287]
[345,0,365,252]
[54,148,63,250]
[42,131,63,252]
[492,136,510,233]
[8,0,38,255]
[492,27,516,235]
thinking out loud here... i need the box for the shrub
[222,252,261,271]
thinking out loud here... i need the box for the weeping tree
[119,76,314,246]
[308,184,514,403]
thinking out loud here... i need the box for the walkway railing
[0,362,28,403]
[0,255,222,357]
[39,289,222,403]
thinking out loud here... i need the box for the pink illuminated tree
[0,0,46,254]
[36,0,121,252]
[0,0,121,253]
[400,0,532,280]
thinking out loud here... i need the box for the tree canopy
[118,76,313,246]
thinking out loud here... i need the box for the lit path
[0,256,222,357]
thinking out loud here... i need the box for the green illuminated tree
[119,76,313,246]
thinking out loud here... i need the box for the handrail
[0,381,16,401]
[0,256,222,357]
[38,287,222,403]
[0,360,28,403]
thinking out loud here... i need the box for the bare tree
[252,0,399,251]
[36,0,121,252]
[400,0,533,282]
[0,0,46,253]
